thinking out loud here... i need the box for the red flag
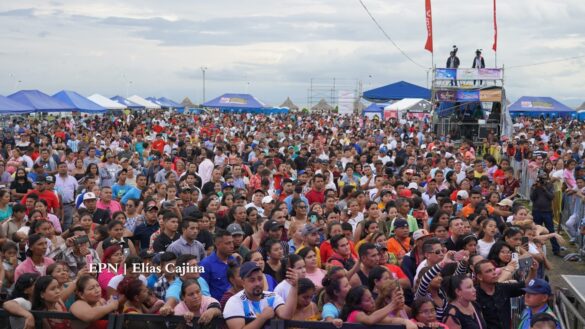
[492,0,498,51]
[424,0,433,53]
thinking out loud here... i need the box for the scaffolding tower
[307,78,362,112]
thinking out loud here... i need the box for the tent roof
[363,81,431,102]
[0,95,35,114]
[384,98,431,112]
[157,97,184,108]
[202,93,267,109]
[363,103,384,113]
[145,97,163,105]
[279,97,299,110]
[128,95,162,109]
[311,99,334,112]
[87,94,126,110]
[181,97,196,107]
[53,90,106,114]
[111,96,145,109]
[8,90,74,112]
[577,102,585,111]
[508,96,575,113]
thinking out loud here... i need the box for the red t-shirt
[305,189,325,205]
[22,190,60,213]
[152,140,165,155]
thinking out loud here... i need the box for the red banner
[424,0,433,53]
[492,0,497,51]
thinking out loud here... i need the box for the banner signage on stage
[436,90,457,102]
[457,90,480,101]
[434,68,503,80]
[479,89,502,102]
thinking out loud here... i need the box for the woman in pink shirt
[174,279,221,326]
[564,159,577,190]
[15,233,54,282]
[97,245,125,298]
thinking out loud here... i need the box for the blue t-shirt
[322,302,340,320]
[165,277,210,302]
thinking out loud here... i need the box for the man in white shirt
[55,162,78,230]
[223,262,298,329]
[198,149,215,186]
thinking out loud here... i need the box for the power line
[507,54,585,69]
[358,0,428,70]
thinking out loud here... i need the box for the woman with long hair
[32,275,72,329]
[298,247,326,290]
[340,285,416,327]
[47,261,80,309]
[174,279,222,326]
[10,167,33,200]
[321,267,350,325]
[96,220,137,258]
[35,199,63,234]
[292,278,320,321]
[443,274,487,329]
[85,163,100,186]
[411,298,448,329]
[242,217,265,252]
[477,218,498,258]
[71,158,86,181]
[0,189,13,221]
[375,279,410,321]
[96,245,125,296]
[70,275,119,329]
[3,273,39,329]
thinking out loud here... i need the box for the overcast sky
[1,0,584,108]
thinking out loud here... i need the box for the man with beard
[223,261,298,329]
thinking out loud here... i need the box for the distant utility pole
[201,66,208,104]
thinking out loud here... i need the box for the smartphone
[521,236,529,246]
[511,252,519,262]
[75,235,90,245]
[310,215,318,224]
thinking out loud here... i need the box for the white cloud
[0,0,584,107]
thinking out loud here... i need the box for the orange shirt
[459,204,494,218]
[386,237,412,260]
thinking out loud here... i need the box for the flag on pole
[424,0,433,53]
[492,0,498,51]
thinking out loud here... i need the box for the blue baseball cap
[523,279,552,295]
[240,261,261,279]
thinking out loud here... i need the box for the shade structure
[87,94,127,110]
[577,102,585,111]
[508,96,576,118]
[363,81,431,102]
[158,97,183,108]
[181,97,196,108]
[127,95,162,110]
[311,99,334,113]
[146,97,163,106]
[0,95,35,114]
[279,97,299,111]
[362,103,384,120]
[8,90,74,113]
[52,90,106,114]
[110,96,145,110]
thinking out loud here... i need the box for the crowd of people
[0,110,581,329]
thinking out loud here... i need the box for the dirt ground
[547,232,585,292]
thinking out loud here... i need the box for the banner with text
[434,68,503,80]
[338,91,355,115]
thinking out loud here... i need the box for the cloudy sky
[1,0,584,108]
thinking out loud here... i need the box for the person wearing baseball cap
[227,223,250,259]
[223,261,298,329]
[518,279,559,329]
[82,192,111,225]
[386,219,412,261]
[295,224,322,267]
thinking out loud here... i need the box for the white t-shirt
[477,239,496,259]
[223,290,285,320]
[359,175,376,190]
[9,297,32,329]
[274,280,292,301]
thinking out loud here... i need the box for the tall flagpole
[493,0,498,67]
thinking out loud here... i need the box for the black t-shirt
[201,181,216,196]
[476,282,525,329]
[10,179,33,194]
[153,231,180,253]
[92,209,111,225]
[196,230,214,251]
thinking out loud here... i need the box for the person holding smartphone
[61,226,100,278]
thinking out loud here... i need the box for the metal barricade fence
[0,309,406,329]
[554,289,585,329]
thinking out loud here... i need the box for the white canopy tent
[128,95,162,110]
[383,98,431,120]
[87,94,126,110]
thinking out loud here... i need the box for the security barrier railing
[0,309,406,329]
[555,289,585,329]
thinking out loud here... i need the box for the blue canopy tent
[0,95,35,114]
[52,90,107,114]
[146,97,163,106]
[578,110,585,121]
[362,103,384,120]
[508,96,576,118]
[110,96,145,110]
[158,97,184,109]
[202,93,287,114]
[8,90,74,113]
[363,81,431,102]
